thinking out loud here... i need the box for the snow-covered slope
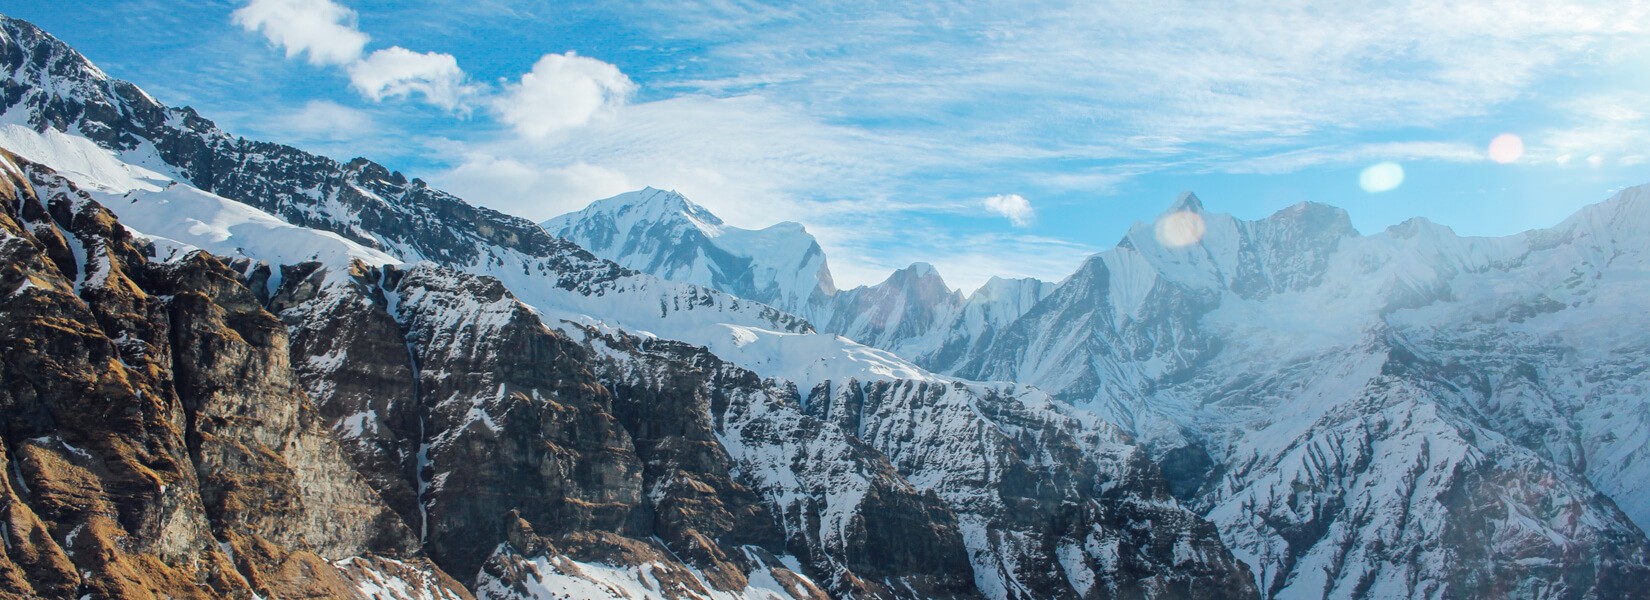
[948,191,1650,597]
[0,123,397,272]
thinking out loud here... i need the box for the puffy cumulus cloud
[982,194,1034,227]
[347,47,472,111]
[232,0,369,66]
[233,1,475,112]
[493,52,636,138]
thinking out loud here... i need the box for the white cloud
[1527,93,1650,166]
[229,0,1650,288]
[982,194,1034,227]
[234,1,474,111]
[493,52,636,138]
[1223,141,1485,175]
[348,47,473,111]
[621,0,1650,165]
[232,0,369,66]
[452,95,916,227]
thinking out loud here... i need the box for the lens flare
[1359,162,1404,193]
[1488,133,1523,164]
[1155,210,1205,248]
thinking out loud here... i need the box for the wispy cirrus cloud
[1528,93,1650,167]
[1219,141,1489,175]
[219,0,1650,286]
[626,1,1648,146]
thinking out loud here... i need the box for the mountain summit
[543,187,837,315]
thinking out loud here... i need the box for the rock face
[579,329,981,599]
[0,150,467,599]
[270,258,986,598]
[800,378,1257,599]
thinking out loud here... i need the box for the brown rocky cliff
[275,262,648,582]
[273,261,974,598]
[0,150,468,599]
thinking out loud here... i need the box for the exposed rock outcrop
[0,149,466,599]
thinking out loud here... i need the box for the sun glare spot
[1155,210,1205,248]
[1359,162,1404,193]
[1488,133,1523,164]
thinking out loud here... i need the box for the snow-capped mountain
[543,187,837,316]
[542,191,1055,374]
[545,179,1650,596]
[949,192,1650,597]
[0,14,1258,600]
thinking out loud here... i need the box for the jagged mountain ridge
[544,192,1055,374]
[546,186,1650,597]
[0,13,1259,600]
[970,192,1650,597]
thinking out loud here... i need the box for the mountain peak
[902,261,940,277]
[543,187,836,315]
[611,187,725,228]
[884,262,949,288]
[1268,201,1358,238]
[1167,191,1204,213]
[873,262,956,298]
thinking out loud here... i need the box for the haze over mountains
[1,12,1649,600]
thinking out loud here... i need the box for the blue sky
[5,0,1649,289]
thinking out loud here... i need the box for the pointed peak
[877,262,950,290]
[577,187,725,228]
[1269,201,1358,237]
[863,262,960,300]
[900,262,940,277]
[1167,191,1204,214]
[1385,216,1452,239]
